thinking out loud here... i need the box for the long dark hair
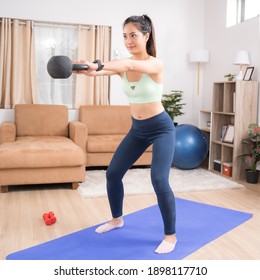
[123,15,156,57]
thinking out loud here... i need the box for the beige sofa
[79,105,152,167]
[0,104,86,193]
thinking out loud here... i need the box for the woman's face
[123,23,148,55]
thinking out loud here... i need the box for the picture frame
[222,125,234,143]
[243,66,254,81]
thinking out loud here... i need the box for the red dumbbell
[42,211,57,226]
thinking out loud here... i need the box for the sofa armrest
[0,122,16,144]
[69,121,88,150]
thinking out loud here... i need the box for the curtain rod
[33,21,91,30]
[0,18,27,25]
[0,17,111,31]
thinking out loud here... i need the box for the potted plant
[238,123,260,184]
[162,90,185,125]
[224,73,236,81]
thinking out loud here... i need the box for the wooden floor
[0,181,260,260]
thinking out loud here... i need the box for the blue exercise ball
[172,124,208,170]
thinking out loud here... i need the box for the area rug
[78,167,244,198]
[6,198,252,260]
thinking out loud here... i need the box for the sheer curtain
[0,18,37,108]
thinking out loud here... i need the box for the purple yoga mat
[6,198,252,260]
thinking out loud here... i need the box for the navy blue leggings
[106,111,176,235]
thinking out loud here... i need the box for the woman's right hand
[73,60,97,75]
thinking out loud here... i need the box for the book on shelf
[221,125,227,140]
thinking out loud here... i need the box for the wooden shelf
[211,140,233,148]
[212,111,235,116]
[199,110,211,133]
[209,81,258,180]
[201,127,210,133]
[200,109,211,113]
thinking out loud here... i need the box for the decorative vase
[245,170,259,184]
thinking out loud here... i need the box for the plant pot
[245,170,259,184]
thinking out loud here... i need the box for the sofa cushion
[0,136,85,169]
[87,135,126,153]
[87,135,152,153]
[15,104,68,137]
[79,105,131,135]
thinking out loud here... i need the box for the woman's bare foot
[154,234,177,254]
[95,217,124,233]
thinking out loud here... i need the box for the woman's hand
[73,60,98,75]
[73,59,122,77]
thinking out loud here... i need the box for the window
[0,18,110,109]
[244,0,260,20]
[34,24,78,108]
[226,0,260,27]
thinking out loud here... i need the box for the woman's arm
[76,57,163,77]
[79,69,119,77]
[73,60,118,77]
[101,57,162,75]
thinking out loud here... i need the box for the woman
[77,15,177,254]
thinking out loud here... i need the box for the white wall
[203,0,260,123]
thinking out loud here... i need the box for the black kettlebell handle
[72,64,89,71]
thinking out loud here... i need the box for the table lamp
[233,50,250,80]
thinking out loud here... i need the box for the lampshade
[233,50,250,65]
[189,49,209,63]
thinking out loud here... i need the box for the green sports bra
[121,72,163,104]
